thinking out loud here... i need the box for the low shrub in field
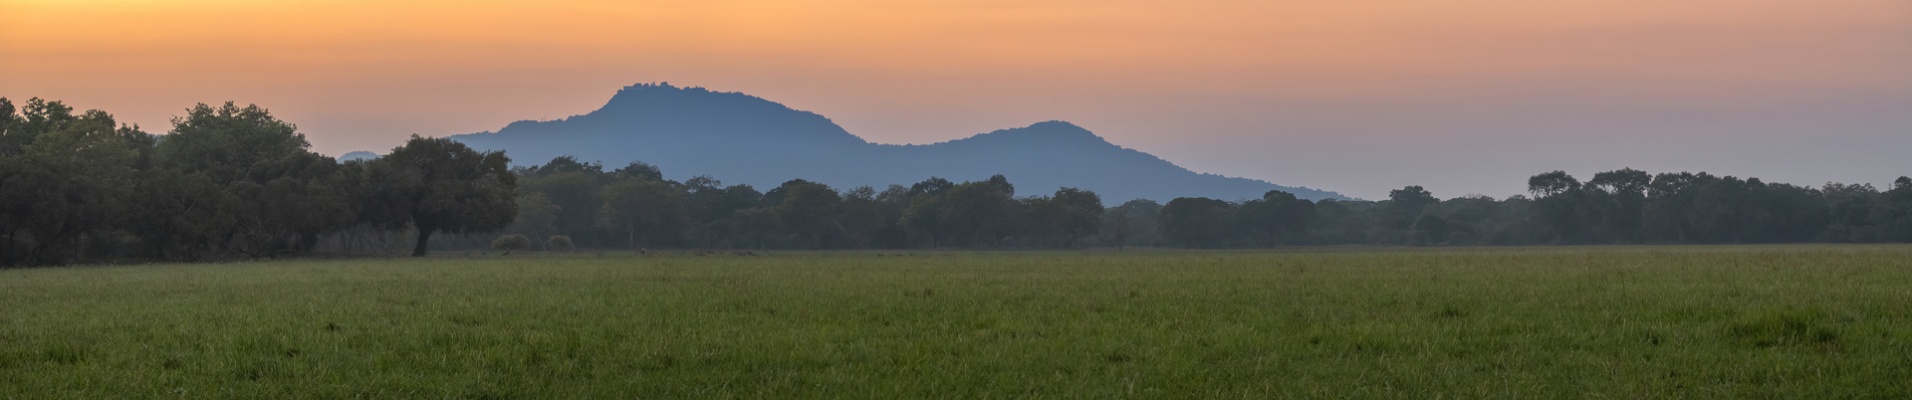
[492,234,530,255]
[546,235,575,251]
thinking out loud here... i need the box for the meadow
[3,246,1911,399]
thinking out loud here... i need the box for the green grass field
[4,246,1912,398]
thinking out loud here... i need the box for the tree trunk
[412,228,433,257]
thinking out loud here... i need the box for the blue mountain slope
[338,151,379,162]
[447,83,1349,202]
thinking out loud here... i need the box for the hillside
[445,83,1348,201]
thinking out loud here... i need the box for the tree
[1110,210,1132,250]
[1686,176,1752,243]
[491,234,530,255]
[0,99,142,265]
[680,176,762,248]
[1024,188,1103,248]
[1239,190,1316,246]
[127,168,235,261]
[507,192,561,249]
[1527,171,1580,197]
[597,177,690,249]
[939,179,1020,247]
[612,161,664,182]
[1820,182,1882,242]
[1587,168,1651,242]
[154,102,356,257]
[0,97,19,153]
[682,176,743,222]
[532,156,602,176]
[1160,197,1236,248]
[1643,172,1711,242]
[730,207,783,249]
[907,177,954,199]
[545,235,575,251]
[1386,186,1437,226]
[1098,199,1163,248]
[1022,196,1064,246]
[1875,177,1912,242]
[1411,215,1450,245]
[518,157,609,247]
[364,135,517,256]
[839,186,902,248]
[773,179,842,248]
[984,174,1015,197]
[901,194,945,247]
[1526,171,1586,243]
[1430,195,1502,245]
[1751,182,1829,243]
[1052,188,1104,247]
[1310,199,1363,244]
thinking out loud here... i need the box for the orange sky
[4,0,1909,198]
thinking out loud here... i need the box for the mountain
[338,151,379,162]
[447,83,1349,202]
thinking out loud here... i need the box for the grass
[4,246,1912,398]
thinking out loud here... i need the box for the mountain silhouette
[447,83,1348,202]
[338,151,379,162]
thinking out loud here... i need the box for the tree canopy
[365,135,518,256]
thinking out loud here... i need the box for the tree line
[502,158,1107,251]
[0,98,515,266]
[1151,171,1912,248]
[4,98,1910,266]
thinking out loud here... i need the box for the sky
[3,0,1908,199]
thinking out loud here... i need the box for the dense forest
[3,98,1910,266]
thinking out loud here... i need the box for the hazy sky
[4,0,1908,199]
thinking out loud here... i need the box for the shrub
[491,234,531,255]
[546,235,575,251]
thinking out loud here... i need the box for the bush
[546,235,575,251]
[491,234,531,255]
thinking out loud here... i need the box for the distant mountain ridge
[444,83,1349,202]
[338,151,378,162]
